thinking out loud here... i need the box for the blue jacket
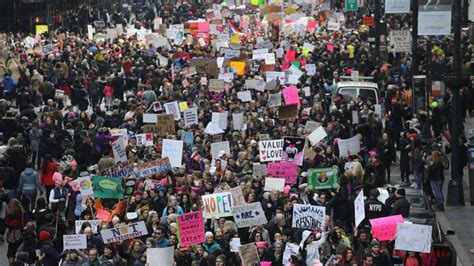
[155,237,169,248]
[19,167,39,193]
[3,76,16,93]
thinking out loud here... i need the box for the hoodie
[19,167,39,193]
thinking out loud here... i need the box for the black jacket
[364,198,386,225]
[390,197,410,218]
[40,240,62,266]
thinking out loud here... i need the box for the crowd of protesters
[0,0,471,265]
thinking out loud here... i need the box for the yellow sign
[179,102,188,112]
[36,25,49,35]
[230,61,246,76]
[230,33,240,44]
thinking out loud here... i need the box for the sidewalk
[436,116,474,266]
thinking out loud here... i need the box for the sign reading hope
[202,192,234,218]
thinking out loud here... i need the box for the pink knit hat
[52,172,63,185]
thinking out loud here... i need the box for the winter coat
[40,240,62,266]
[19,167,39,193]
[40,161,59,186]
[2,75,15,93]
[390,197,410,218]
[29,127,42,152]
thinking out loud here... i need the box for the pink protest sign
[96,208,111,222]
[281,60,290,71]
[285,50,296,61]
[283,86,301,108]
[178,210,205,246]
[307,20,318,31]
[197,22,210,32]
[267,162,298,184]
[370,215,404,241]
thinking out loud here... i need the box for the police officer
[384,187,397,214]
[363,189,386,227]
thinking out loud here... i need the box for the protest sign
[258,139,283,162]
[181,131,194,149]
[101,221,148,244]
[41,44,56,55]
[283,242,300,265]
[231,202,267,228]
[283,86,301,108]
[134,158,172,179]
[100,161,134,178]
[307,166,339,190]
[63,235,87,250]
[124,178,137,196]
[239,243,260,266]
[224,186,246,206]
[237,90,252,102]
[265,53,276,65]
[389,30,411,53]
[418,9,451,36]
[143,114,175,136]
[211,112,228,130]
[282,136,305,165]
[134,133,154,147]
[395,223,432,253]
[75,220,101,234]
[183,107,198,127]
[304,121,321,134]
[143,113,158,123]
[209,79,225,92]
[337,135,361,157]
[202,192,234,218]
[292,204,326,230]
[268,93,282,108]
[162,139,183,168]
[253,163,268,177]
[93,176,123,199]
[231,238,241,252]
[327,21,341,31]
[267,162,298,184]
[385,0,410,13]
[164,101,181,120]
[264,177,285,192]
[354,191,365,228]
[252,48,268,60]
[77,176,93,196]
[370,215,404,241]
[177,211,205,246]
[147,246,174,266]
[278,105,298,120]
[305,64,316,75]
[308,126,327,145]
[96,209,110,222]
[232,113,245,130]
[111,135,127,163]
[211,141,230,158]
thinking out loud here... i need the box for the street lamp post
[445,0,466,206]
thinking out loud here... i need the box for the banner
[292,204,326,230]
[93,176,124,199]
[354,191,365,228]
[202,192,234,218]
[143,114,175,136]
[76,176,93,195]
[75,220,101,234]
[231,202,267,228]
[370,215,404,241]
[177,211,205,246]
[388,30,411,53]
[162,139,183,168]
[395,223,432,253]
[258,139,283,162]
[307,166,339,190]
[100,161,134,178]
[134,158,172,179]
[101,221,148,244]
[264,177,285,192]
[282,136,305,165]
[337,135,361,157]
[385,0,410,13]
[147,247,174,266]
[267,162,298,184]
[63,235,87,250]
[239,243,260,265]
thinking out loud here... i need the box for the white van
[334,81,381,105]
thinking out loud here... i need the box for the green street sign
[345,0,358,11]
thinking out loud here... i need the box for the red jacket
[40,161,58,186]
[103,85,114,97]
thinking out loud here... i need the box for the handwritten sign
[63,234,87,250]
[253,163,268,177]
[202,192,234,218]
[370,215,404,241]
[162,139,183,168]
[264,177,285,192]
[177,211,205,246]
[231,202,267,228]
[267,162,298,184]
[143,114,175,136]
[211,141,231,158]
[292,204,326,230]
[183,107,198,127]
[395,223,432,253]
[354,191,365,228]
[337,135,361,157]
[147,246,174,266]
[308,126,327,145]
[100,221,148,244]
[258,139,283,162]
[239,243,260,266]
